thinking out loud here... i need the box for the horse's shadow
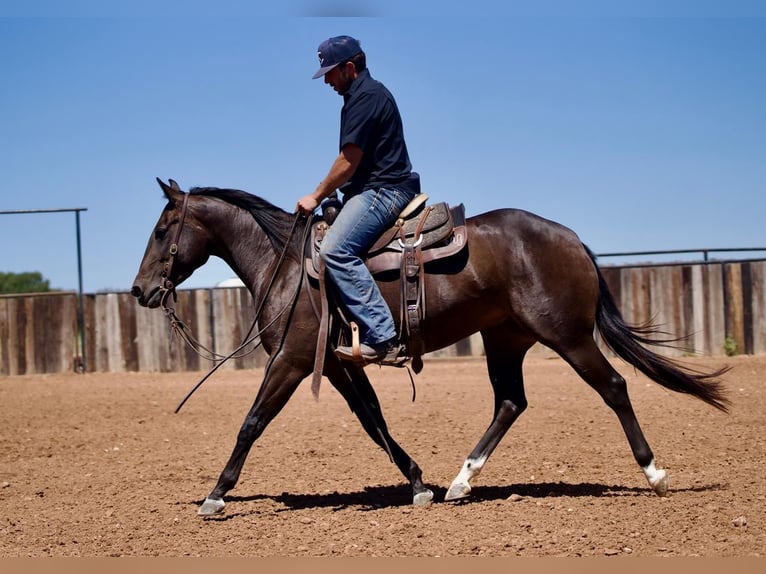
[194,480,726,518]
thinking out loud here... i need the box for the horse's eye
[154,227,167,241]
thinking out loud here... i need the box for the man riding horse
[131,36,729,517]
[295,35,421,366]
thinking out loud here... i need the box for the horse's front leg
[198,359,307,516]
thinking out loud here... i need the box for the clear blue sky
[1,3,764,293]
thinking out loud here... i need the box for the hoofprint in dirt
[0,355,763,557]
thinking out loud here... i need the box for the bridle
[158,191,191,308]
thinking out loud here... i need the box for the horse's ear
[156,177,183,201]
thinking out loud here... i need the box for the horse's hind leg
[560,339,669,496]
[446,327,533,501]
[325,358,434,506]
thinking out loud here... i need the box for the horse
[131,178,729,517]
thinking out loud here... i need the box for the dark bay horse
[131,178,729,516]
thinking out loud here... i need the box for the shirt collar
[343,68,371,103]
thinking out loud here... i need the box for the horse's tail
[586,246,731,413]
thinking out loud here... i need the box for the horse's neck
[204,201,292,299]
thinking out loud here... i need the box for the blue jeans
[319,186,416,346]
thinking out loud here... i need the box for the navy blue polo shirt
[338,69,420,198]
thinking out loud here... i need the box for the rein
[156,193,311,412]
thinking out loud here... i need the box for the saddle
[306,194,468,397]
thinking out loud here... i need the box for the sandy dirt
[0,355,764,557]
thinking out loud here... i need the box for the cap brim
[312,63,339,79]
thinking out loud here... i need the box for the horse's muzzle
[130,285,162,308]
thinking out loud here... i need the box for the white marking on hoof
[445,456,486,501]
[198,497,226,516]
[643,459,670,497]
[445,482,471,501]
[413,490,434,507]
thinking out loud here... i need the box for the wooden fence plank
[708,265,726,356]
[690,265,708,355]
[134,301,162,372]
[648,267,677,356]
[83,294,97,372]
[681,266,696,353]
[35,293,77,373]
[750,261,765,354]
[22,296,35,374]
[192,289,213,366]
[741,263,754,355]
[118,293,139,372]
[172,291,195,371]
[724,263,745,356]
[103,293,125,372]
[0,298,9,375]
[5,298,22,375]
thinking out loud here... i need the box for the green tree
[0,271,52,294]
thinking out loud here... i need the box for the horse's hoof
[198,497,226,516]
[445,482,471,502]
[650,470,669,497]
[413,489,434,507]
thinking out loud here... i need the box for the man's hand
[296,144,361,215]
[295,194,320,215]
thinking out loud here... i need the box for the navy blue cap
[312,35,363,79]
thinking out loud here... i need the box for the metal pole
[75,209,86,372]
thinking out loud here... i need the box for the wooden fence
[1,259,764,375]
[0,292,80,374]
[599,261,765,357]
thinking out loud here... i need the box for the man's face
[324,62,355,95]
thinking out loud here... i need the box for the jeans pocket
[381,187,407,220]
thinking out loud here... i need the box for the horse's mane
[189,187,296,252]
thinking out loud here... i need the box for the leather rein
[156,191,311,412]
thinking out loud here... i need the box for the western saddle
[305,193,467,396]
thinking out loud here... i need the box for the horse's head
[131,178,211,308]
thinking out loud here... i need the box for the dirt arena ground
[0,354,764,557]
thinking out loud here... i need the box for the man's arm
[295,144,363,214]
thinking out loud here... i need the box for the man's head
[312,35,364,79]
[313,36,367,94]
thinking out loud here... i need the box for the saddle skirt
[306,199,467,278]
